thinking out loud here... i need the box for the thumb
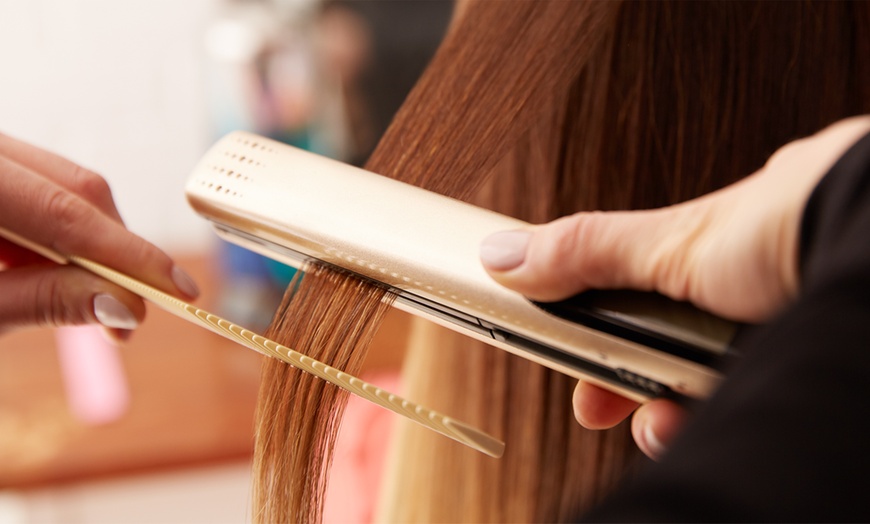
[479,208,690,302]
[0,265,145,334]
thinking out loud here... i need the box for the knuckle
[124,230,168,267]
[764,138,805,169]
[42,189,92,251]
[560,212,612,282]
[69,165,113,203]
[43,187,86,227]
[33,270,90,327]
[645,208,703,300]
[649,252,692,301]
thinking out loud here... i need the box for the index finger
[0,157,198,299]
[0,132,124,223]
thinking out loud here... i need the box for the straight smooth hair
[253,1,870,522]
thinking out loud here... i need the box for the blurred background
[0,0,450,522]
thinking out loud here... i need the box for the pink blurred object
[55,325,130,425]
[323,371,400,524]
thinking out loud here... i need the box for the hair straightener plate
[186,132,738,403]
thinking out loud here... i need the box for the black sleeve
[581,130,870,523]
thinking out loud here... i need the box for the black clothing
[584,131,870,522]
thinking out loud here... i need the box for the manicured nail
[480,230,532,271]
[172,266,200,298]
[93,294,138,330]
[643,422,667,460]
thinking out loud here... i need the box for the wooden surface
[0,253,409,488]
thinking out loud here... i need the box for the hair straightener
[186,132,739,404]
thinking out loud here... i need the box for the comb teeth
[70,256,505,458]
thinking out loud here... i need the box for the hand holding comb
[0,226,505,458]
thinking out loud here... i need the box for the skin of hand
[480,115,870,459]
[0,132,200,342]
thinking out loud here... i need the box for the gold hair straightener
[186,132,739,405]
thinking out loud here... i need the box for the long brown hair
[254,1,870,522]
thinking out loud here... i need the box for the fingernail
[480,230,532,271]
[172,266,200,298]
[642,422,667,460]
[93,294,138,330]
